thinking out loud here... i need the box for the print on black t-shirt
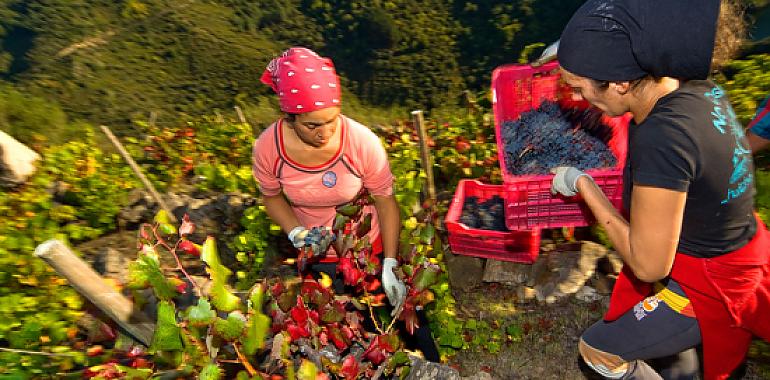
[702,86,753,204]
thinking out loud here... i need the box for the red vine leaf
[340,354,360,379]
[179,213,195,237]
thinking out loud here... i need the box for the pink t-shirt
[252,115,393,247]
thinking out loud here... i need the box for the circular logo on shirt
[322,171,337,188]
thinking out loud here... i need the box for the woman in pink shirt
[253,47,438,361]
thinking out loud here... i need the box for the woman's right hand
[288,226,336,250]
[551,166,591,197]
[288,226,309,248]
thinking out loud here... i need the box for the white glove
[531,40,559,67]
[288,226,309,248]
[382,258,406,315]
[551,166,591,197]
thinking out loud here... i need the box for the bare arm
[262,193,302,234]
[373,194,401,259]
[576,177,687,282]
[748,131,770,153]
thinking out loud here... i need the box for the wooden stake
[234,105,246,124]
[35,240,155,346]
[235,105,260,138]
[148,111,157,128]
[411,110,436,204]
[100,125,177,224]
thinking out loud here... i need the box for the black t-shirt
[622,80,757,257]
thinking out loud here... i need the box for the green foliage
[202,236,243,312]
[451,0,584,88]
[213,312,247,341]
[151,301,183,352]
[716,54,770,124]
[0,84,73,145]
[186,299,217,327]
[16,0,279,130]
[128,247,179,301]
[755,169,770,225]
[232,205,281,290]
[303,0,466,109]
[0,136,138,376]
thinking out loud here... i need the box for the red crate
[445,179,541,263]
[491,62,631,230]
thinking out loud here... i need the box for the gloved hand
[551,166,591,197]
[382,257,407,316]
[288,226,309,248]
[531,40,559,67]
[288,226,336,250]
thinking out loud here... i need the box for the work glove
[382,257,407,316]
[551,166,591,197]
[531,40,559,67]
[288,226,335,251]
[288,226,310,248]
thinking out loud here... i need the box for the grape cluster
[303,226,336,254]
[500,101,617,175]
[459,195,507,231]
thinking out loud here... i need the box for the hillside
[0,0,589,133]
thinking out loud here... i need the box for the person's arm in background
[373,195,401,259]
[748,131,770,153]
[747,95,770,153]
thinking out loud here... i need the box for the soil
[449,278,770,380]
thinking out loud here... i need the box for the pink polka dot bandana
[260,47,342,113]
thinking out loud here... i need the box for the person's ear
[609,81,631,95]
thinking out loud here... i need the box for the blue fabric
[749,96,770,140]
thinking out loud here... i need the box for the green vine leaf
[412,262,441,292]
[127,248,177,301]
[199,363,222,380]
[154,210,177,235]
[202,236,241,312]
[213,311,246,341]
[298,359,320,380]
[186,298,216,327]
[242,311,270,355]
[151,301,183,352]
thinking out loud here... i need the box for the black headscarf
[559,0,721,82]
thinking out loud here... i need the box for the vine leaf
[198,363,222,380]
[412,262,441,292]
[127,247,177,301]
[150,301,183,352]
[186,298,216,327]
[178,213,195,237]
[243,284,270,355]
[202,236,241,312]
[298,359,320,380]
[154,210,177,235]
[214,311,247,341]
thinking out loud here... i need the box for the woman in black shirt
[550,1,770,379]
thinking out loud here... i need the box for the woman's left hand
[382,258,407,315]
[551,166,591,196]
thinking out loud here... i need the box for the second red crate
[445,180,540,263]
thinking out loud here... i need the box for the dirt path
[450,281,770,379]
